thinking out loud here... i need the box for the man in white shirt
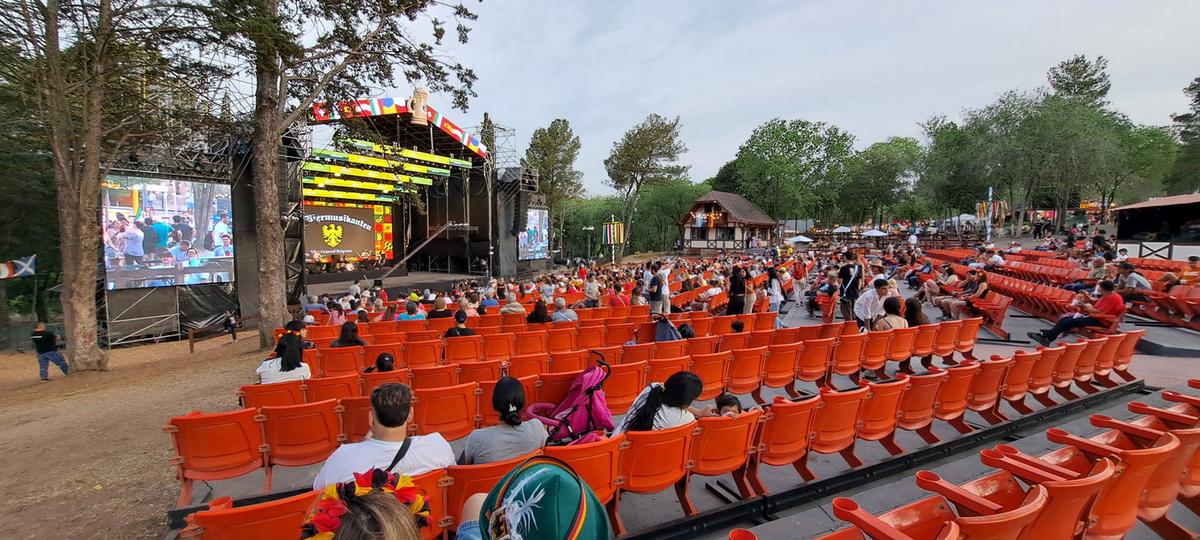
[852,278,890,330]
[312,383,454,489]
[908,233,918,247]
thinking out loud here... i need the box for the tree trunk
[252,47,290,349]
[193,182,215,248]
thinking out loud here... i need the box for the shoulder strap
[385,438,413,473]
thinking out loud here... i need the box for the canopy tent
[957,213,977,222]
[861,229,888,237]
[832,226,852,234]
[786,235,813,244]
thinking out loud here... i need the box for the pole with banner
[603,215,624,263]
[986,186,994,244]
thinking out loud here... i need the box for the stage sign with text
[304,206,376,261]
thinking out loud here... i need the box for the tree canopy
[524,118,584,252]
[604,114,689,258]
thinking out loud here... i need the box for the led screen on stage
[304,206,378,262]
[519,208,550,260]
[101,177,235,290]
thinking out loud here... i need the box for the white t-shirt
[908,234,918,246]
[256,358,312,384]
[614,385,696,434]
[312,434,454,490]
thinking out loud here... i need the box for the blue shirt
[397,313,426,321]
[480,298,499,308]
[151,222,172,247]
[213,245,234,257]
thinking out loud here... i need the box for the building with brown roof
[679,190,776,252]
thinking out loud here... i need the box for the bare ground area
[0,335,265,539]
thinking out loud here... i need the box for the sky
[323,0,1200,196]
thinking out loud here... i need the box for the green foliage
[524,118,584,249]
[1048,54,1112,108]
[604,114,689,258]
[840,137,922,223]
[919,116,990,213]
[1166,76,1200,194]
[734,119,855,221]
[708,160,743,193]
[626,179,711,253]
[0,82,59,271]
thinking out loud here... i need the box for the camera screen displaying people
[519,208,550,260]
[101,177,236,290]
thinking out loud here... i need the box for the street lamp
[582,225,596,260]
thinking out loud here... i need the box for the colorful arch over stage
[310,97,488,159]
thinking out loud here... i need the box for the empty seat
[885,326,917,366]
[304,374,361,402]
[506,353,550,378]
[1091,332,1125,385]
[964,356,1011,425]
[536,369,583,406]
[412,382,480,441]
[931,361,980,435]
[404,330,441,342]
[980,449,1116,540]
[653,340,689,359]
[796,337,836,386]
[395,319,428,333]
[403,340,443,369]
[457,359,504,384]
[444,335,484,364]
[547,327,579,352]
[809,385,871,469]
[749,395,822,490]
[726,346,768,396]
[690,351,732,400]
[501,313,527,326]
[610,422,697,535]
[686,335,720,355]
[605,361,649,414]
[360,369,410,395]
[621,342,656,364]
[468,314,501,328]
[605,323,637,346]
[755,312,778,331]
[997,350,1039,416]
[239,381,304,409]
[857,375,909,456]
[260,400,344,489]
[758,342,803,402]
[481,332,516,361]
[549,350,587,372]
[930,320,962,361]
[748,330,774,348]
[410,468,448,540]
[544,434,624,504]
[829,332,868,381]
[711,315,736,334]
[1112,328,1144,381]
[1053,340,1086,400]
[772,326,803,345]
[443,452,538,532]
[317,347,363,377]
[426,317,454,333]
[164,408,267,506]
[181,490,320,540]
[685,409,765,510]
[576,325,606,349]
[953,317,984,360]
[588,345,623,366]
[339,396,373,442]
[860,330,892,379]
[410,364,460,390]
[907,323,940,371]
[513,330,550,355]
[895,369,949,445]
[719,332,752,352]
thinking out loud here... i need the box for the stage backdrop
[304,205,377,261]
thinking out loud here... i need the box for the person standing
[647,263,665,314]
[838,252,864,322]
[30,323,69,382]
[122,221,146,265]
[210,212,232,249]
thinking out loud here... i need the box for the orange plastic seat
[1071,336,1107,392]
[979,451,1116,540]
[749,395,822,490]
[444,335,484,364]
[576,325,606,349]
[759,342,802,402]
[478,375,538,426]
[260,400,344,486]
[857,375,909,455]
[366,321,397,335]
[796,337,835,383]
[481,332,516,361]
[755,312,778,331]
[605,361,649,414]
[690,351,732,400]
[829,332,868,378]
[1112,328,1144,380]
[647,356,691,385]
[513,330,549,355]
[500,323,527,334]
[885,327,917,365]
[818,322,842,339]
[610,422,697,535]
[930,320,962,360]
[426,317,454,333]
[794,325,822,341]
[549,350,587,372]
[410,364,460,389]
[910,323,939,361]
[412,382,480,440]
[443,452,538,532]
[860,330,892,375]
[404,330,441,342]
[457,359,504,384]
[339,396,373,442]
[809,385,871,469]
[605,323,637,346]
[304,374,361,402]
[748,329,774,349]
[1053,340,1086,400]
[997,350,1040,416]
[621,342,656,364]
[369,332,404,345]
[181,490,320,540]
[895,369,949,445]
[916,472,1049,540]
[239,381,304,409]
[686,335,720,355]
[653,340,688,359]
[772,326,802,344]
[711,315,736,334]
[395,319,427,333]
[164,408,267,507]
[589,345,623,365]
[317,347,364,377]
[506,353,550,378]
[719,332,752,352]
[360,369,410,395]
[726,346,768,395]
[1091,332,1124,384]
[931,361,980,434]
[403,340,443,369]
[362,343,404,369]
[544,434,624,504]
[953,317,984,359]
[411,468,448,540]
[634,321,658,344]
[536,369,583,406]
[826,496,961,540]
[686,410,764,509]
[689,316,713,337]
[547,327,578,352]
[1027,345,1064,408]
[468,314,501,328]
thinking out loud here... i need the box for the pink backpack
[526,363,615,444]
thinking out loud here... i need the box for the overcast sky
[354,0,1200,195]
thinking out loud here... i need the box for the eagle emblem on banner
[322,224,344,247]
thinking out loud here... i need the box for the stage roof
[1113,194,1200,212]
[310,97,487,161]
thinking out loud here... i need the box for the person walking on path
[30,322,69,382]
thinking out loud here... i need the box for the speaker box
[513,192,529,234]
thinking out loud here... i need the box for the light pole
[582,225,595,261]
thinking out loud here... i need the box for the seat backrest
[726,346,769,395]
[634,321,659,344]
[187,490,320,540]
[711,315,736,334]
[1054,341,1086,385]
[506,353,550,378]
[305,374,362,402]
[757,395,822,466]
[260,399,344,466]
[933,362,980,421]
[1079,433,1181,540]
[444,452,538,531]
[471,314,502,327]
[544,434,624,504]
[955,317,984,352]
[811,386,871,454]
[1000,351,1039,400]
[478,375,538,426]
[605,323,637,346]
[536,369,583,406]
[897,370,949,430]
[772,327,802,345]
[647,356,691,386]
[339,396,373,443]
[911,323,940,356]
[361,369,411,395]
[687,335,720,355]
[239,381,305,409]
[858,375,909,442]
[480,332,516,361]
[885,327,918,362]
[1093,333,1124,375]
[762,342,803,389]
[1113,329,1144,370]
[405,330,441,343]
[548,350,587,373]
[412,382,479,440]
[576,325,607,349]
[1027,345,1063,395]
[618,422,697,494]
[513,330,550,355]
[166,408,265,479]
[1074,337,1107,380]
[688,316,714,337]
[318,347,364,377]
[588,345,623,366]
[403,340,443,369]
[720,332,752,352]
[395,319,428,333]
[411,468,448,540]
[861,330,893,371]
[457,360,504,385]
[606,361,649,414]
[622,342,656,364]
[955,484,1047,540]
[653,340,689,359]
[690,351,732,400]
[444,335,484,364]
[931,320,962,356]
[830,333,868,376]
[966,357,1011,412]
[796,337,836,382]
[362,344,404,369]
[691,409,764,476]
[748,329,775,349]
[756,312,778,331]
[410,364,460,390]
[547,327,579,352]
[795,325,822,342]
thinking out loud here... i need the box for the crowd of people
[102,212,233,269]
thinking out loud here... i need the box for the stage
[305,271,477,301]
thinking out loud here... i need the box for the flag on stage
[0,255,36,280]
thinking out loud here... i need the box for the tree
[734,119,854,222]
[918,116,989,215]
[708,160,743,193]
[208,0,479,347]
[1048,54,1112,108]
[523,119,583,254]
[1166,76,1200,194]
[1,0,224,370]
[840,137,922,225]
[627,179,710,253]
[559,196,622,259]
[604,114,689,259]
[1095,121,1177,210]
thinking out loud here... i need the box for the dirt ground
[0,335,265,539]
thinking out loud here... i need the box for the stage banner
[304,206,377,261]
[0,255,35,279]
[603,221,624,245]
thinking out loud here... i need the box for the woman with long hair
[327,304,346,326]
[526,300,553,324]
[873,296,909,330]
[767,267,784,313]
[256,333,312,384]
[331,321,367,348]
[458,377,548,465]
[615,371,711,434]
[904,297,931,327]
[726,268,746,315]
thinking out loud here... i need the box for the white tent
[958,213,977,222]
[861,229,888,237]
[786,235,813,243]
[832,226,852,233]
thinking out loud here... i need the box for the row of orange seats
[173,342,1149,540]
[821,379,1200,540]
[1131,285,1200,332]
[986,274,1126,336]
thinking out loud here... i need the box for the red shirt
[1093,293,1125,316]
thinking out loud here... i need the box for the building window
[716,227,735,240]
[690,227,707,240]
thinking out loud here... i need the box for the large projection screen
[519,208,550,260]
[304,205,378,261]
[101,177,235,290]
